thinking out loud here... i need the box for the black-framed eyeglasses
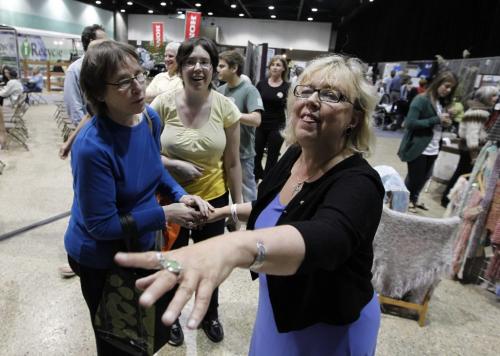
[293,85,353,105]
[106,72,147,91]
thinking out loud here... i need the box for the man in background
[63,24,106,125]
[59,25,106,277]
[59,25,107,160]
[217,50,263,203]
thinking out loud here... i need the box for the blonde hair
[283,54,378,156]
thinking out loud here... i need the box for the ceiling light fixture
[311,8,318,12]
[95,0,101,4]
[120,9,125,12]
[268,6,275,10]
[148,9,154,13]
[239,13,244,17]
[208,12,213,16]
[307,17,313,21]
[195,3,201,7]
[127,1,133,5]
[160,2,167,6]
[270,14,276,19]
[230,4,237,9]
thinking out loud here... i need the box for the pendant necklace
[291,150,351,195]
[291,155,335,195]
[292,174,314,195]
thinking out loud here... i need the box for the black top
[256,79,290,130]
[247,145,384,332]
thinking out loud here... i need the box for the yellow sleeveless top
[151,90,241,200]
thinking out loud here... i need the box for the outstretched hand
[114,236,239,329]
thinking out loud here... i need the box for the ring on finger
[156,252,182,276]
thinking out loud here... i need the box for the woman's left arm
[223,121,243,204]
[114,173,383,329]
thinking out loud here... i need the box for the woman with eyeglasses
[63,40,211,355]
[117,55,384,355]
[149,37,242,345]
[254,55,290,182]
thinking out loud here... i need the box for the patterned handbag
[93,214,172,355]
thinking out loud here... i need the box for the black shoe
[168,319,184,347]
[201,317,224,343]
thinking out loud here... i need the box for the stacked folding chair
[3,94,30,150]
[52,101,76,142]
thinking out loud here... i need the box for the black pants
[254,127,284,181]
[441,150,473,206]
[405,154,437,204]
[173,192,229,320]
[68,256,127,355]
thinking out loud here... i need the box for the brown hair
[219,50,245,76]
[268,55,288,81]
[176,37,218,89]
[80,40,139,117]
[426,71,458,107]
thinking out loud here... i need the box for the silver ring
[156,252,182,276]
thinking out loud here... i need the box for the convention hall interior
[1,0,500,355]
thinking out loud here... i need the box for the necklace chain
[291,151,348,195]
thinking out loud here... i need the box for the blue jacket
[64,106,186,268]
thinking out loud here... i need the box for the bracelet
[249,241,266,271]
[230,203,239,223]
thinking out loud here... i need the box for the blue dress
[249,194,381,356]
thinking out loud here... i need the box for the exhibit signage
[152,22,164,48]
[184,11,201,39]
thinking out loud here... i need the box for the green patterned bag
[93,215,171,355]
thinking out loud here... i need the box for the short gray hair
[474,85,499,105]
[165,41,181,53]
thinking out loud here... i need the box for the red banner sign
[152,22,164,48]
[184,11,202,40]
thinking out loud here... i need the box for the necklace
[291,151,350,195]
[292,173,316,195]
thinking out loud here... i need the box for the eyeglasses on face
[106,72,147,91]
[293,85,353,105]
[184,57,212,69]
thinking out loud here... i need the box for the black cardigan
[247,145,384,332]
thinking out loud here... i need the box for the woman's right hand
[163,203,203,229]
[171,159,204,183]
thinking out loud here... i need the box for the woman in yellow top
[150,37,242,346]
